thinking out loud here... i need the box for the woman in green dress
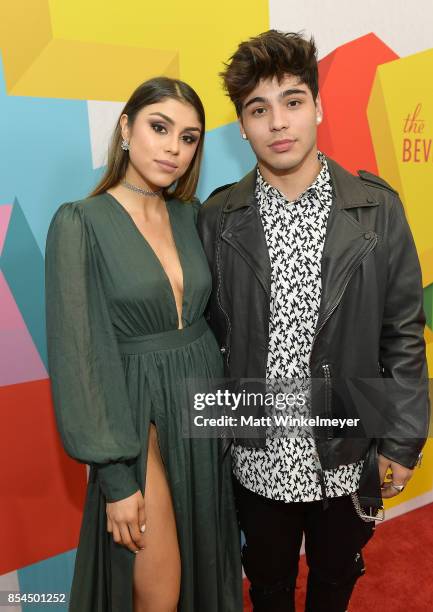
[45,77,243,612]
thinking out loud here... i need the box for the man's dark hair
[220,29,319,115]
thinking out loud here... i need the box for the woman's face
[121,98,202,189]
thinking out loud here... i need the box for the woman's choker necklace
[121,179,162,197]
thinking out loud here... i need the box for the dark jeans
[233,476,375,612]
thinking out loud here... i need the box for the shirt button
[364,231,373,240]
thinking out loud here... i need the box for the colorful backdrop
[1,1,432,608]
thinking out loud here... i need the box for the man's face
[239,74,322,173]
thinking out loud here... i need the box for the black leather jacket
[197,156,430,509]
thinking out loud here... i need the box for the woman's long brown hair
[90,77,205,201]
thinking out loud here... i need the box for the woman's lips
[155,159,178,172]
[269,139,296,153]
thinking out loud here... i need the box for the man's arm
[378,194,430,468]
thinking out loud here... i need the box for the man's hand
[378,453,414,499]
[106,489,146,553]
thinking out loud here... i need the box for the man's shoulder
[356,169,399,196]
[202,182,237,209]
[327,155,400,210]
[327,155,399,197]
[198,182,238,226]
[208,182,237,200]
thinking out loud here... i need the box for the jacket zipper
[322,363,333,440]
[219,214,271,447]
[310,232,377,490]
[219,233,271,407]
[216,209,232,365]
[377,361,383,377]
[219,221,271,366]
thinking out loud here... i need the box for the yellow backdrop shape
[367,48,433,286]
[368,49,433,507]
[0,0,269,130]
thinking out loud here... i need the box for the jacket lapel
[315,158,380,335]
[221,168,272,296]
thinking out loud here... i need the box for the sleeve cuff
[377,440,424,470]
[94,461,141,502]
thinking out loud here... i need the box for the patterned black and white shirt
[232,152,364,502]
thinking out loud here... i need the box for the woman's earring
[121,138,130,151]
[242,134,248,140]
[316,116,322,124]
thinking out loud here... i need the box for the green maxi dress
[44,192,243,612]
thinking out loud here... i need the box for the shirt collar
[256,151,332,206]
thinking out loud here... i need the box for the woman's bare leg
[133,423,181,612]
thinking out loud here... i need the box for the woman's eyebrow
[149,111,175,125]
[149,112,201,132]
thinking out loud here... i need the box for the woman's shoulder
[50,193,111,224]
[47,194,112,245]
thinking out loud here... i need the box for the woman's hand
[106,489,146,553]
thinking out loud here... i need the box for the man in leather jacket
[197,30,430,612]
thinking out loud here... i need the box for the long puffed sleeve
[45,202,141,502]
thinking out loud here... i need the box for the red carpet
[243,502,433,611]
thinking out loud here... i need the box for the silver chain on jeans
[350,491,384,522]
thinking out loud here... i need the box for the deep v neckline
[104,191,185,330]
